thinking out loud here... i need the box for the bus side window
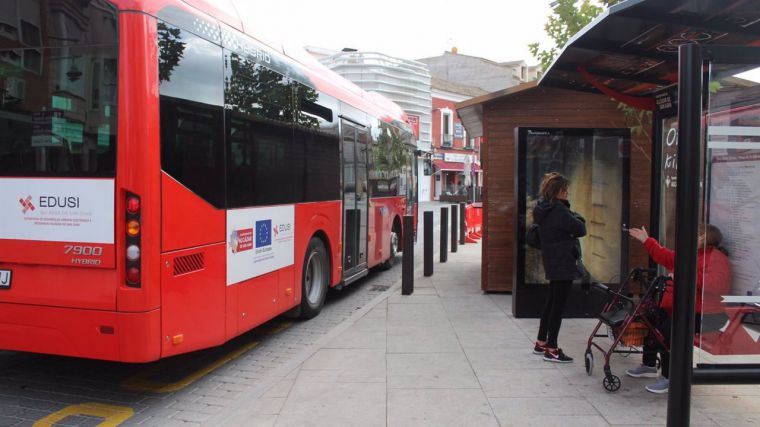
[223,50,295,208]
[294,86,340,203]
[158,21,226,208]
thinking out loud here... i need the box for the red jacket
[643,238,732,316]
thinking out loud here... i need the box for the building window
[441,108,453,147]
[466,136,475,150]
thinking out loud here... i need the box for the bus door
[341,120,369,279]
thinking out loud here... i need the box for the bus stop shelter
[468,0,760,424]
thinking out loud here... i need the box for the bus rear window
[0,0,118,177]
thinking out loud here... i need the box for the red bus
[0,0,417,362]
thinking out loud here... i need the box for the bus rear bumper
[0,302,161,362]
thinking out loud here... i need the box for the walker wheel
[603,374,621,392]
[584,350,594,376]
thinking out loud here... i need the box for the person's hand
[629,226,649,243]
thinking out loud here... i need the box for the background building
[319,50,434,201]
[430,78,487,201]
[418,50,541,92]
[316,48,541,203]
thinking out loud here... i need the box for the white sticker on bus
[0,178,114,244]
[227,205,295,286]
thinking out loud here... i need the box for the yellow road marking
[121,340,259,393]
[33,403,134,427]
[121,319,295,394]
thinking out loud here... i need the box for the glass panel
[659,116,679,256]
[294,86,340,203]
[158,21,225,208]
[524,129,629,285]
[0,0,118,177]
[697,61,760,362]
[357,129,368,266]
[342,124,357,271]
[370,122,412,198]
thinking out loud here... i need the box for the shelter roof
[539,0,760,98]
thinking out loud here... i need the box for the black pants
[643,310,728,379]
[537,280,572,348]
[643,309,672,378]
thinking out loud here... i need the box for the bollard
[440,207,448,263]
[402,214,414,295]
[450,204,458,253]
[424,211,433,276]
[459,203,466,245]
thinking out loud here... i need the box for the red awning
[433,160,481,172]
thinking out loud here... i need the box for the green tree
[225,53,319,129]
[373,123,409,176]
[529,0,652,158]
[157,22,185,83]
[528,0,621,72]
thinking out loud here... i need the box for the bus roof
[111,0,413,133]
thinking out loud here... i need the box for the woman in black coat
[532,172,586,363]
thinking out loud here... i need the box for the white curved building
[319,51,433,201]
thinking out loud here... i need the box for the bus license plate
[0,269,10,289]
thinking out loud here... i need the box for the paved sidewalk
[220,242,760,426]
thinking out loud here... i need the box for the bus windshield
[0,0,118,177]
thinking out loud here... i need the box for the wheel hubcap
[390,232,399,256]
[305,251,324,304]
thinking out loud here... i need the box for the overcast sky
[235,0,555,64]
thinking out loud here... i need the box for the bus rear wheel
[380,223,400,270]
[300,237,329,319]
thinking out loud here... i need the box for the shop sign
[454,123,463,138]
[655,89,677,116]
[407,114,420,139]
[444,153,467,163]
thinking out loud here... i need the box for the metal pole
[402,214,414,295]
[424,211,433,276]
[450,204,458,253]
[459,202,466,245]
[667,43,703,427]
[440,207,448,262]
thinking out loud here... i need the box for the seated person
[624,224,731,394]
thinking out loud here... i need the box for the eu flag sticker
[256,219,272,247]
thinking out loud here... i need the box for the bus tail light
[127,220,140,237]
[126,196,140,214]
[126,245,140,261]
[126,267,140,284]
[125,191,141,288]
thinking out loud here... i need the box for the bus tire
[299,237,329,319]
[380,221,400,270]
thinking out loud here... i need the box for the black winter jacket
[533,198,587,281]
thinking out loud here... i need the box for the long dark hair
[700,223,729,256]
[539,172,569,202]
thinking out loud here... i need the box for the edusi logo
[19,195,35,214]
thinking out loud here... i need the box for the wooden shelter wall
[481,87,651,292]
